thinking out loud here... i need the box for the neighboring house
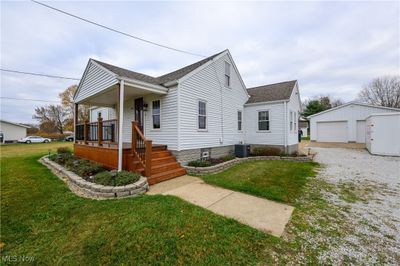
[308,102,400,143]
[0,120,30,143]
[299,118,309,137]
[73,50,301,184]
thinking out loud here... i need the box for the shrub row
[49,148,140,186]
[188,155,236,168]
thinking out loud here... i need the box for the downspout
[176,84,181,151]
[284,101,288,153]
[211,58,224,145]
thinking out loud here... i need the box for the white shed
[308,102,400,143]
[366,113,400,156]
[0,120,30,143]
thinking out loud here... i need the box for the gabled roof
[246,80,297,104]
[307,101,400,119]
[0,120,31,128]
[92,50,226,87]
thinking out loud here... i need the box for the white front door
[316,121,347,142]
[356,120,366,143]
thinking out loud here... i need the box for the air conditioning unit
[235,144,250,158]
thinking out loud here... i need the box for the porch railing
[75,124,84,141]
[75,118,118,144]
[132,121,152,177]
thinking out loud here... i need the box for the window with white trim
[294,112,297,131]
[238,111,242,131]
[224,61,231,87]
[152,100,160,129]
[290,111,293,131]
[258,111,269,131]
[198,101,207,130]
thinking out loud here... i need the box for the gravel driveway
[313,148,400,264]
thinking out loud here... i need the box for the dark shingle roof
[246,80,297,104]
[92,50,226,86]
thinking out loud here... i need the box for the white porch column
[117,80,125,171]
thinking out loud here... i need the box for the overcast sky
[1,1,399,123]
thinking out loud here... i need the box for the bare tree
[358,76,400,108]
[59,85,89,130]
[34,105,68,134]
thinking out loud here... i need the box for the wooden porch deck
[74,142,186,185]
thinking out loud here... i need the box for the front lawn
[2,142,362,264]
[201,160,319,204]
[1,143,284,264]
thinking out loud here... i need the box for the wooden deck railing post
[98,117,103,146]
[145,139,152,177]
[84,120,89,144]
[131,121,137,151]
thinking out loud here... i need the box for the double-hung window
[294,112,297,131]
[238,111,242,131]
[258,111,269,131]
[152,100,160,129]
[290,111,293,131]
[198,101,207,130]
[224,61,231,87]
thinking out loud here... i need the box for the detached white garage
[308,102,400,143]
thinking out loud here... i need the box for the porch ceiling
[77,83,164,106]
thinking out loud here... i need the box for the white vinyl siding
[286,84,301,145]
[244,102,285,145]
[143,89,178,150]
[74,61,118,103]
[89,107,117,122]
[0,121,27,142]
[178,53,248,150]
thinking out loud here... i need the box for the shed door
[316,121,347,142]
[356,120,366,143]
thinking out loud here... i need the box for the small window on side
[238,111,242,131]
[224,61,231,87]
[198,101,207,130]
[152,100,161,129]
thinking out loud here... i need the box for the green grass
[301,136,310,140]
[2,143,357,264]
[201,160,319,204]
[1,143,286,265]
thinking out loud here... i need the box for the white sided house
[308,102,400,143]
[0,120,30,143]
[73,50,301,184]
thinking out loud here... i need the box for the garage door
[317,121,347,142]
[356,120,366,143]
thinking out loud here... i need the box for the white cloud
[1,1,399,123]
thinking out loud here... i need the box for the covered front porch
[73,61,185,183]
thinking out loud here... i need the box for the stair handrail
[131,121,152,177]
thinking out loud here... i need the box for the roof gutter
[121,77,168,94]
[244,99,290,106]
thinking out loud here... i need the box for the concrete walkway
[148,175,294,237]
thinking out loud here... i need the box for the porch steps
[130,145,186,185]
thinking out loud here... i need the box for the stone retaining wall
[40,156,149,200]
[185,156,313,175]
